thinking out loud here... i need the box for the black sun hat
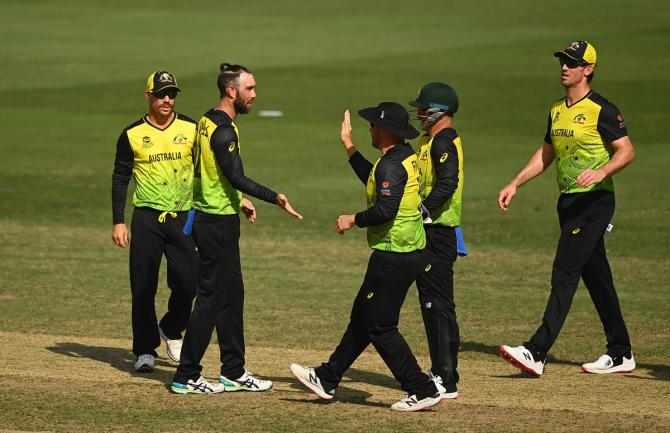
[358,102,419,139]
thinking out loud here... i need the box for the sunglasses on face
[152,89,179,99]
[559,57,590,69]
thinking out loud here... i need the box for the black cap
[358,102,419,139]
[146,70,181,93]
[553,41,597,65]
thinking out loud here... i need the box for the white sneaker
[390,394,441,412]
[134,354,155,373]
[499,345,544,377]
[429,372,459,400]
[171,376,225,394]
[220,370,273,392]
[159,327,182,362]
[581,353,635,374]
[290,363,334,400]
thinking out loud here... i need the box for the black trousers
[174,212,246,383]
[130,207,197,357]
[526,190,632,359]
[415,225,459,392]
[315,250,438,400]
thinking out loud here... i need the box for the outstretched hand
[276,193,303,220]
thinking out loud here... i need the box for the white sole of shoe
[391,397,442,412]
[439,391,459,401]
[581,364,635,374]
[290,364,333,400]
[499,346,542,377]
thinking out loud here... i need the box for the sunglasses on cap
[152,89,179,99]
[559,57,591,69]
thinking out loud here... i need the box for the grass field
[1,0,669,432]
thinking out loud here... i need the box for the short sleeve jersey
[544,91,628,193]
[116,113,196,211]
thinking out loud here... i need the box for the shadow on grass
[278,384,394,409]
[270,373,398,408]
[46,342,176,383]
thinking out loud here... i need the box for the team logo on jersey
[573,113,587,124]
[173,134,189,145]
[141,136,153,149]
[228,142,236,152]
[382,181,390,188]
[439,153,448,163]
[553,111,560,123]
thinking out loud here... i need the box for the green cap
[409,82,458,113]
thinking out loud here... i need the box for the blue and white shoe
[171,376,225,394]
[220,370,273,392]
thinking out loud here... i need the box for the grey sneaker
[171,376,225,394]
[390,393,441,412]
[290,363,334,400]
[134,354,155,373]
[220,370,273,392]
[159,327,182,362]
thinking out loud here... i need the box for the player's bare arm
[576,136,635,188]
[498,142,555,211]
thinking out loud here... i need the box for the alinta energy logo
[173,134,189,145]
[142,136,153,149]
[573,113,587,124]
[553,111,561,123]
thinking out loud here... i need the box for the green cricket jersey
[350,144,425,253]
[416,128,463,227]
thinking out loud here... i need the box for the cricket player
[111,70,197,372]
[291,102,441,412]
[498,41,636,376]
[409,82,464,398]
[171,63,302,394]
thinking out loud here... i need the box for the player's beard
[234,95,252,115]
